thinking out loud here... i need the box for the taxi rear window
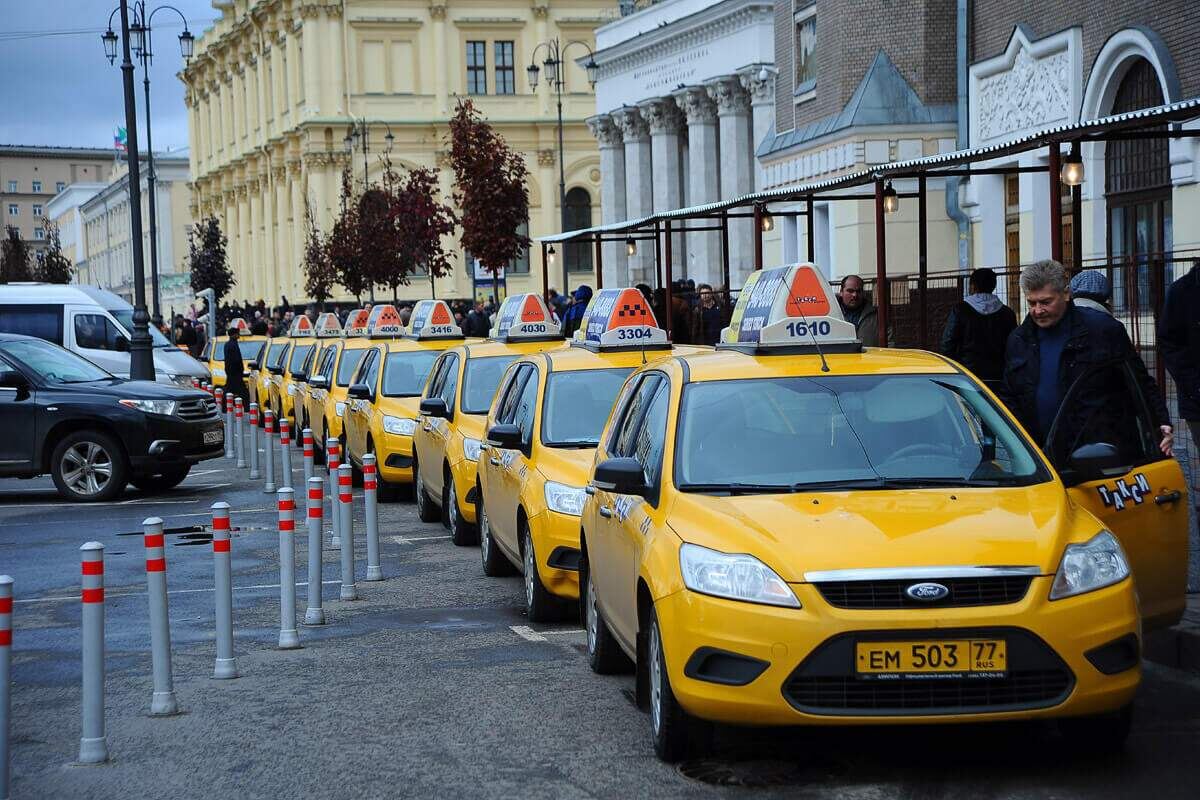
[461,355,517,414]
[675,374,1049,493]
[542,369,633,447]
[336,348,367,387]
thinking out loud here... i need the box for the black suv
[0,334,224,501]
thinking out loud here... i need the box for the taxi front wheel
[479,494,516,577]
[414,458,441,523]
[522,523,565,623]
[582,556,631,675]
[648,608,711,763]
[447,477,477,546]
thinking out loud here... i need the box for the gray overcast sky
[0,1,220,152]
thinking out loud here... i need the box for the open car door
[1046,360,1189,631]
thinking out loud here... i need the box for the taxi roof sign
[573,287,669,350]
[406,299,464,341]
[314,312,342,338]
[288,314,315,337]
[343,308,371,337]
[366,304,406,338]
[490,293,563,342]
[227,317,251,334]
[719,262,861,352]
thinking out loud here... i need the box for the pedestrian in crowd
[175,316,198,353]
[223,324,249,406]
[939,267,1017,383]
[454,311,465,331]
[669,281,693,345]
[999,259,1171,454]
[635,284,654,316]
[250,316,269,336]
[836,275,883,347]
[399,305,412,326]
[1160,259,1200,449]
[691,283,725,346]
[547,288,568,320]
[463,300,491,337]
[1069,269,1112,315]
[561,285,593,338]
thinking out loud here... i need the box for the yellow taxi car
[343,301,465,498]
[302,308,371,455]
[201,317,266,390]
[477,288,686,621]
[270,315,319,430]
[293,312,343,434]
[580,262,1188,762]
[253,335,291,421]
[413,293,565,543]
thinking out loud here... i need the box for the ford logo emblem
[905,582,950,602]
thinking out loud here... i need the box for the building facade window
[793,3,816,98]
[510,221,530,274]
[564,187,593,273]
[31,180,42,193]
[494,41,515,95]
[7,204,17,216]
[6,181,16,192]
[55,181,65,193]
[32,204,43,217]
[467,41,487,95]
[34,228,45,240]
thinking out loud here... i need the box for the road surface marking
[386,534,451,545]
[510,625,547,642]
[13,579,343,605]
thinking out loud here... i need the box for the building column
[235,186,250,300]
[706,76,754,288]
[674,86,721,285]
[586,114,626,287]
[739,65,777,192]
[274,168,291,299]
[300,8,322,114]
[288,160,305,301]
[324,8,345,117]
[613,107,652,284]
[638,97,685,277]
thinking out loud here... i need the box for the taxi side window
[511,366,540,447]
[425,355,449,399]
[630,382,670,492]
[320,346,337,380]
[354,349,378,387]
[496,364,532,424]
[362,348,383,391]
[439,354,460,412]
[201,340,212,360]
[610,374,664,457]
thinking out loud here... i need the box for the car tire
[479,492,515,577]
[522,522,563,623]
[50,430,129,503]
[130,466,191,493]
[582,553,632,674]
[446,473,477,546]
[648,607,711,763]
[414,458,441,523]
[1057,704,1133,754]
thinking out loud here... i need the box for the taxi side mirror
[248,361,261,371]
[420,397,449,419]
[592,457,648,497]
[486,423,522,451]
[1063,442,1130,486]
[268,364,285,376]
[308,374,329,390]
[290,369,309,381]
[348,383,373,401]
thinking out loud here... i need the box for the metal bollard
[277,489,301,649]
[338,463,358,600]
[279,417,294,491]
[304,477,326,625]
[326,438,342,548]
[263,410,277,493]
[1,575,12,797]
[142,518,178,716]
[235,397,247,469]
[363,454,382,581]
[248,403,261,480]
[210,503,238,679]
[302,428,315,485]
[220,390,234,459]
[79,542,108,764]
[191,377,200,389]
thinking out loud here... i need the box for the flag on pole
[114,127,128,153]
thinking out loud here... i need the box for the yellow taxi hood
[666,483,1074,582]
[534,446,594,488]
[456,412,488,441]
[377,395,421,418]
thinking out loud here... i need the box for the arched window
[563,187,593,274]
[1105,58,1170,313]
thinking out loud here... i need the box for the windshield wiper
[546,439,598,449]
[678,482,796,495]
[873,476,1004,488]
[789,478,893,492]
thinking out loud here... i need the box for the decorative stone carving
[637,97,684,135]
[532,5,549,19]
[585,114,624,148]
[429,3,447,20]
[286,158,303,176]
[672,86,717,125]
[977,48,1071,142]
[538,149,556,167]
[589,168,601,184]
[612,107,649,143]
[704,76,749,115]
[738,64,777,105]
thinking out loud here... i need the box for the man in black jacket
[223,326,249,406]
[1000,259,1172,457]
[940,267,1017,383]
[1160,260,1200,445]
[462,300,491,337]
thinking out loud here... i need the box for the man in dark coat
[561,285,592,338]
[999,259,1172,457]
[940,267,1017,383]
[1160,260,1200,446]
[837,275,882,347]
[222,326,249,406]
[462,301,491,337]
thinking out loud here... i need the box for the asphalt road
[2,449,1199,799]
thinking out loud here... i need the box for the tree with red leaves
[326,168,369,301]
[381,158,457,295]
[447,99,530,285]
[301,199,336,307]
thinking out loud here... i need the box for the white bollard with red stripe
[277,489,301,649]
[304,477,326,625]
[211,503,238,680]
[219,389,234,459]
[326,438,342,548]
[248,403,261,480]
[234,397,246,468]
[338,463,357,601]
[78,542,108,764]
[363,454,382,581]
[263,410,277,493]
[1,574,12,796]
[302,428,315,485]
[191,377,200,389]
[143,518,178,715]
[279,417,294,491]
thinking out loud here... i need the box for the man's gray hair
[1020,259,1069,294]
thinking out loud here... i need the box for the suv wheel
[51,431,128,502]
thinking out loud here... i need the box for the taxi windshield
[382,350,439,397]
[543,369,633,447]
[288,344,314,373]
[675,374,1050,493]
[211,340,264,363]
[336,348,366,387]
[461,355,517,414]
[267,343,288,368]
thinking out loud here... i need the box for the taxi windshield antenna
[788,293,831,373]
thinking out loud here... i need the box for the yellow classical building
[182,0,611,306]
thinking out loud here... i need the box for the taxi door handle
[1155,490,1182,506]
[584,485,596,496]
[489,457,501,466]
[598,505,614,519]
[422,423,432,431]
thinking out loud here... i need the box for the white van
[0,283,208,386]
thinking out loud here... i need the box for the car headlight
[383,415,417,436]
[212,368,226,378]
[119,398,178,417]
[287,384,297,396]
[679,542,800,608]
[462,437,482,462]
[168,374,195,388]
[335,402,346,418]
[544,480,586,516]
[1050,531,1130,600]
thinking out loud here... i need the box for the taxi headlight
[287,384,297,396]
[1050,531,1129,600]
[544,481,586,516]
[335,402,346,418]
[462,437,482,462]
[211,367,227,379]
[383,415,417,436]
[679,542,800,608]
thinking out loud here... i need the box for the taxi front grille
[814,576,1033,609]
